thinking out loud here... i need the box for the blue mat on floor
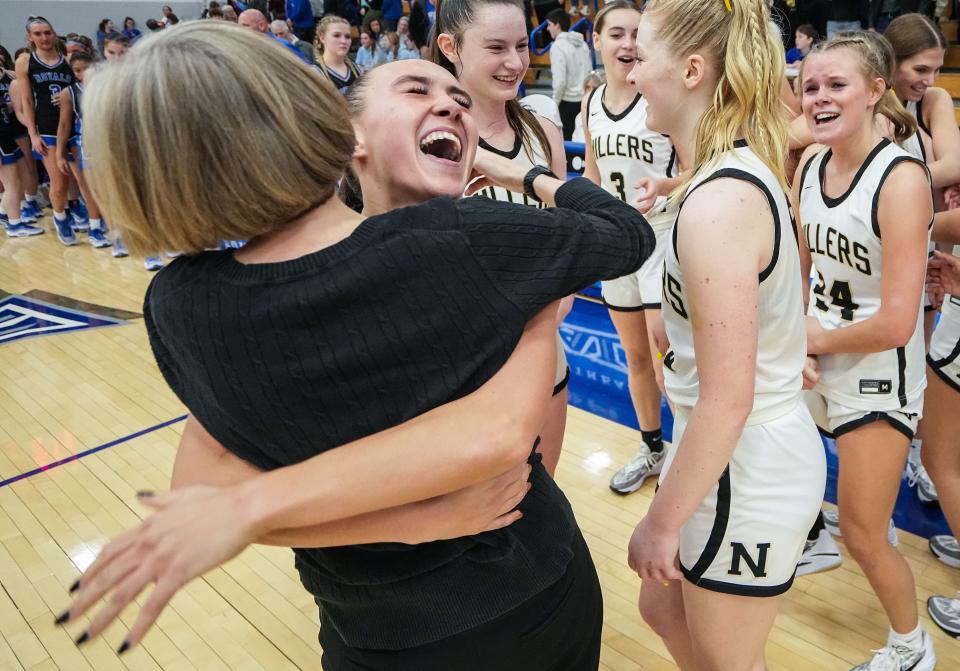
[562,296,951,540]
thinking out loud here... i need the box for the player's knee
[838,519,886,564]
[638,588,681,637]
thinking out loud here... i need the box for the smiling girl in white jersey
[794,31,936,670]
[432,0,571,475]
[581,0,680,496]
[624,1,825,668]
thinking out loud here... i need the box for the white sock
[0,206,6,216]
[9,218,21,226]
[53,210,66,222]
[888,623,924,650]
[25,194,37,203]
[90,218,103,231]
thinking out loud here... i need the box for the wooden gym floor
[1,227,959,670]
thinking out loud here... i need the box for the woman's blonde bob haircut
[83,21,355,255]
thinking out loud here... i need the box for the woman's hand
[56,152,70,176]
[627,515,682,583]
[411,462,532,543]
[805,316,826,356]
[30,133,47,157]
[466,147,528,196]
[929,250,960,297]
[633,176,663,214]
[57,485,259,653]
[802,356,820,390]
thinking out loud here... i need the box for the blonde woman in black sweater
[58,24,654,670]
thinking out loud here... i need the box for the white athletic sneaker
[850,630,935,671]
[929,535,960,569]
[796,528,842,576]
[908,462,939,504]
[609,444,665,494]
[928,593,960,638]
[821,510,898,546]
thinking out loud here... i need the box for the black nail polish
[117,640,131,655]
[54,610,70,625]
[68,579,80,594]
[75,631,89,646]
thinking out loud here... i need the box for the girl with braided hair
[625,0,826,668]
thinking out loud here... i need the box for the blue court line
[0,415,188,489]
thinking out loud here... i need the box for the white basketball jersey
[587,85,678,233]
[799,139,930,409]
[662,142,806,418]
[472,133,549,209]
[901,100,927,161]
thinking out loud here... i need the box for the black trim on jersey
[928,331,960,368]
[925,304,937,312]
[679,566,796,598]
[897,346,907,407]
[833,412,915,441]
[927,357,960,394]
[552,366,571,396]
[600,86,642,122]
[914,131,928,162]
[602,299,662,312]
[479,135,522,160]
[733,139,748,148]
[798,150,819,196]
[677,168,782,282]
[869,156,929,238]
[666,146,678,178]
[819,138,891,209]
[30,51,66,71]
[917,95,931,136]
[687,467,731,580]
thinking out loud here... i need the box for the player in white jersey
[886,14,960,515]
[581,1,681,495]
[625,1,825,668]
[432,0,570,475]
[794,32,936,670]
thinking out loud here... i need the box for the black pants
[558,100,581,142]
[319,530,603,670]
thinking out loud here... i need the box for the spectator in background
[826,0,866,37]
[408,0,431,55]
[325,0,362,25]
[286,0,317,42]
[382,31,401,60]
[785,23,818,63]
[570,69,604,143]
[545,8,592,140]
[396,14,410,39]
[122,17,143,41]
[96,19,114,54]
[201,2,221,18]
[240,9,311,60]
[161,5,181,25]
[870,0,903,32]
[271,20,315,61]
[210,6,226,18]
[222,5,239,21]
[382,0,404,30]
[355,29,387,70]
[398,33,420,59]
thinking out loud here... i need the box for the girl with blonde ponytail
[793,31,936,670]
[625,1,825,668]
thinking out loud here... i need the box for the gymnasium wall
[0,1,201,52]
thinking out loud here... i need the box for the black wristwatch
[523,166,557,203]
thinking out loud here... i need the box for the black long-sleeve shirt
[144,178,654,650]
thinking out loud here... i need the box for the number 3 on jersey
[812,271,859,321]
[610,172,626,202]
